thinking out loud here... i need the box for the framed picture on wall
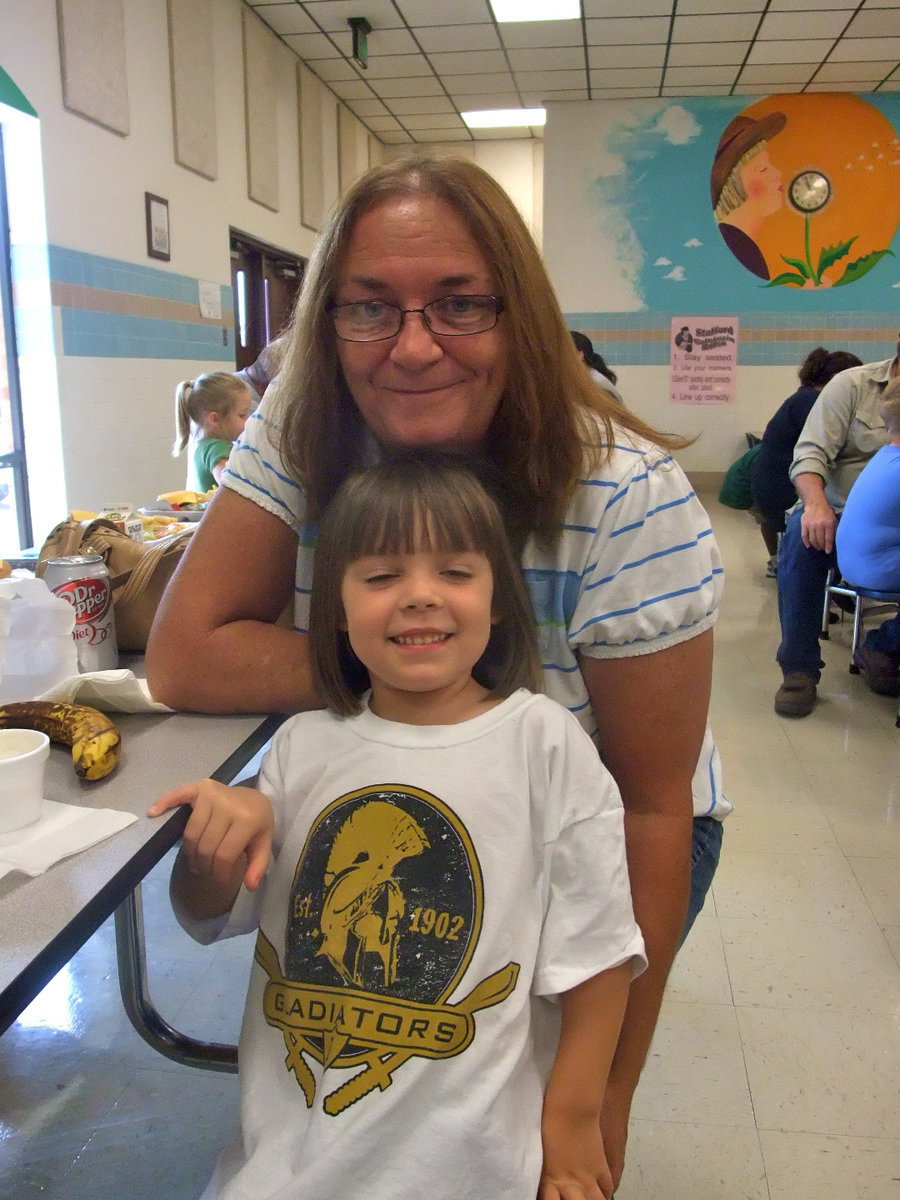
[145,192,170,261]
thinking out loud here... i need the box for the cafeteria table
[0,706,284,1070]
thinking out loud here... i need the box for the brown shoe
[852,646,900,696]
[774,672,817,717]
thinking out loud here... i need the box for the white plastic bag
[0,573,78,703]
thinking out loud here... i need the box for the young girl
[149,457,645,1200]
[172,372,252,491]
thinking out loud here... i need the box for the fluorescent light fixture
[462,107,547,129]
[490,0,580,20]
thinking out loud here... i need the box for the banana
[0,701,122,780]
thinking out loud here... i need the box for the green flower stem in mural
[767,215,894,289]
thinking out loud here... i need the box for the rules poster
[669,318,738,405]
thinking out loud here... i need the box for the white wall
[0,0,362,530]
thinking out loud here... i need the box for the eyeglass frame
[326,295,505,342]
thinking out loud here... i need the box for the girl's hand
[539,1111,613,1200]
[148,780,274,891]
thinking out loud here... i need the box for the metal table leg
[115,886,238,1073]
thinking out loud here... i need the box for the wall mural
[710,95,897,290]
[546,92,900,316]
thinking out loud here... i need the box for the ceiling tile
[746,38,834,63]
[499,20,584,49]
[379,130,416,143]
[395,0,494,25]
[515,69,587,90]
[375,76,448,97]
[325,78,377,100]
[252,4,318,36]
[589,67,666,88]
[442,72,517,95]
[522,88,590,102]
[678,0,766,12]
[361,115,405,131]
[813,60,898,81]
[282,32,341,58]
[298,0,404,33]
[759,10,851,40]
[666,41,747,67]
[387,96,457,115]
[664,65,743,85]
[587,86,661,98]
[309,56,364,81]
[415,25,501,53]
[587,43,666,68]
[828,35,900,60]
[401,112,467,129]
[427,50,509,74]
[730,82,794,94]
[585,17,671,44]
[363,28,422,55]
[768,0,856,8]
[673,13,764,41]
[344,97,389,116]
[362,54,435,79]
[739,63,818,84]
[583,0,673,14]
[507,46,585,71]
[448,91,521,108]
[846,10,900,38]
[661,84,734,95]
[804,80,863,91]
[324,79,376,100]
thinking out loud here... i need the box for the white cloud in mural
[651,105,700,146]
[664,266,686,281]
[655,256,672,266]
[684,238,702,247]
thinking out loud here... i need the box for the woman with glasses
[147,154,727,1195]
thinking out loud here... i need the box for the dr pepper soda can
[43,554,119,672]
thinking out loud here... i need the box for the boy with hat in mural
[711,111,786,280]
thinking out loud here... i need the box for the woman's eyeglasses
[328,295,504,342]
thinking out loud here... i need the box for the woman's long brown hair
[274,154,689,542]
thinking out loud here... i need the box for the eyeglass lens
[331,295,500,341]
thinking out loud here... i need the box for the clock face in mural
[789,170,831,214]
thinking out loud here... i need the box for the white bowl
[0,728,50,833]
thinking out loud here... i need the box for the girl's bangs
[344,476,488,560]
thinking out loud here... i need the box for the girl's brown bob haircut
[310,454,544,716]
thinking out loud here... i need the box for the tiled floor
[1,495,899,1199]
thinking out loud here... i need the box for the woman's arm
[145,488,320,713]
[579,628,713,1189]
[540,963,631,1200]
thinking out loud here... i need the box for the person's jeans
[776,505,835,681]
[680,815,724,946]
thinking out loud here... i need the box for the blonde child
[149,456,645,1200]
[172,372,252,491]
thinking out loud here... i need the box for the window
[0,127,32,550]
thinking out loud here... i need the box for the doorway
[229,230,305,371]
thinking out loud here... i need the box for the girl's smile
[340,548,499,724]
